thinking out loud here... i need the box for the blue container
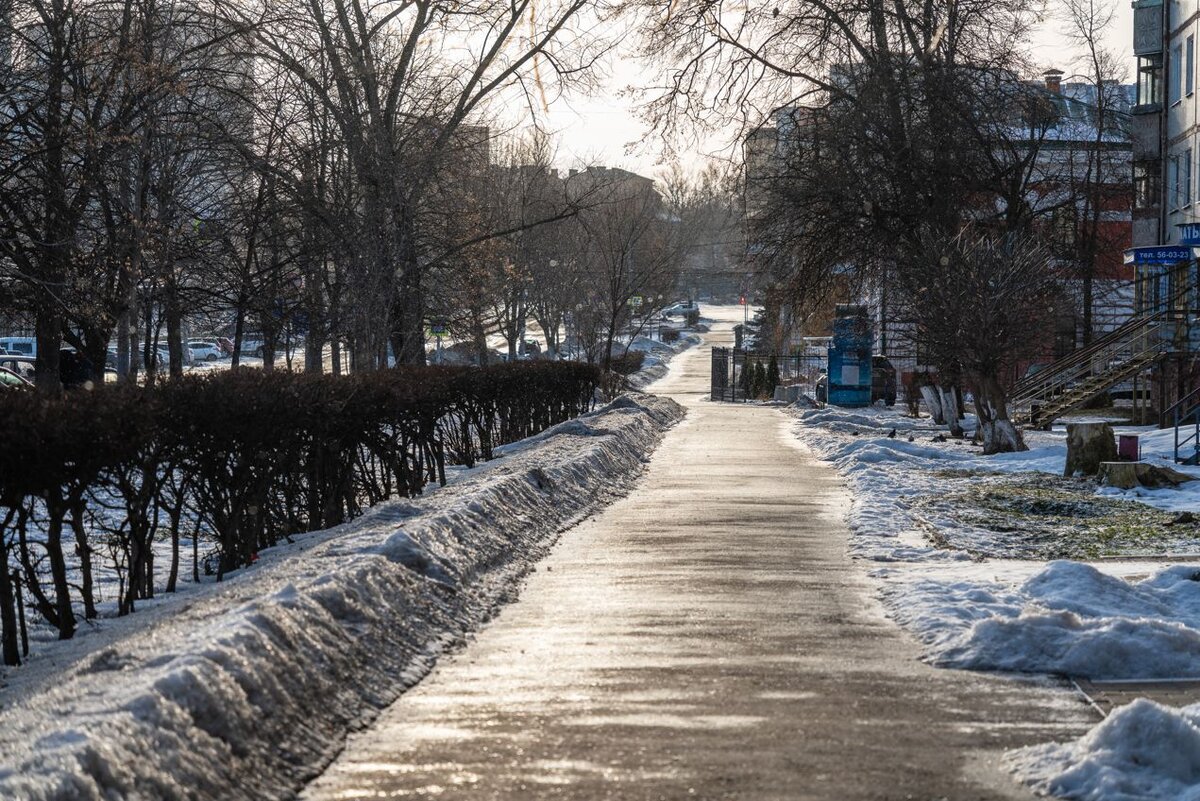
[828,305,873,407]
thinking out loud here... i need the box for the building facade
[1129,0,1200,411]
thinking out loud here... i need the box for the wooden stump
[1098,462,1196,489]
[1064,422,1118,477]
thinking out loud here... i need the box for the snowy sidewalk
[302,308,1094,801]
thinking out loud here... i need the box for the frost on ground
[0,393,684,801]
[1008,698,1200,801]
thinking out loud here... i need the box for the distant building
[744,71,1135,386]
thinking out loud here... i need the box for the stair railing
[1010,311,1171,403]
[1010,313,1175,413]
[1169,384,1200,464]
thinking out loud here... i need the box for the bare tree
[569,169,684,367]
[218,0,612,368]
[895,230,1062,453]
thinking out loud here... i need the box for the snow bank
[627,332,702,390]
[1009,698,1200,800]
[789,406,978,561]
[793,403,1200,798]
[0,393,684,801]
[882,562,1200,679]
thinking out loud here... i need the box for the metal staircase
[1010,311,1177,427]
[1166,385,1200,464]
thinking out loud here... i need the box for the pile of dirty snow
[1009,698,1200,801]
[0,394,684,801]
[881,561,1200,679]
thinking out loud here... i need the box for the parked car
[58,349,93,387]
[871,356,897,406]
[0,336,35,357]
[239,336,266,357]
[0,355,34,378]
[187,340,222,361]
[0,366,31,390]
[661,301,695,317]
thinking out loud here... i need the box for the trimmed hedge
[0,362,598,659]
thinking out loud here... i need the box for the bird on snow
[907,435,915,442]
[887,428,897,439]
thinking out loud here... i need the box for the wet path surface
[303,312,1093,800]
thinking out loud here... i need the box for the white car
[661,301,695,317]
[238,337,266,357]
[187,341,222,362]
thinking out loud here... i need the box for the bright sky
[538,6,1137,177]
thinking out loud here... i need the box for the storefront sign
[1178,223,1200,245]
[1124,246,1193,264]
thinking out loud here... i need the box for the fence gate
[710,347,823,402]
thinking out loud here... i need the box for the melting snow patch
[882,562,1200,680]
[1009,698,1200,801]
[0,393,684,801]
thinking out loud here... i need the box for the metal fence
[710,347,824,402]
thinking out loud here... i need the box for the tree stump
[1098,462,1196,489]
[1064,422,1118,477]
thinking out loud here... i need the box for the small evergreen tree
[752,361,767,398]
[766,356,781,394]
[737,358,753,397]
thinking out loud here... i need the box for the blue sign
[1179,223,1200,245]
[1124,246,1194,265]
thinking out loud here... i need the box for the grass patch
[913,474,1200,560]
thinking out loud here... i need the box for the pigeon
[887,428,897,439]
[907,435,914,442]
[932,434,947,443]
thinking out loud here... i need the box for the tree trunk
[919,385,945,424]
[0,515,20,666]
[165,275,184,380]
[940,387,964,437]
[68,500,96,620]
[974,376,1026,455]
[34,305,64,393]
[44,498,75,640]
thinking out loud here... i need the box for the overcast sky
[537,8,1137,178]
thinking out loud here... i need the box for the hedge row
[0,362,598,661]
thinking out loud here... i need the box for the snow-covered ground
[1009,697,1200,801]
[0,393,684,801]
[789,404,1200,800]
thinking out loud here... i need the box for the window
[1180,148,1190,206]
[1172,44,1184,104]
[1189,36,1196,95]
[1135,161,1161,209]
[1138,55,1164,106]
[1171,155,1182,208]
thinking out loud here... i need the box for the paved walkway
[303,313,1093,801]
